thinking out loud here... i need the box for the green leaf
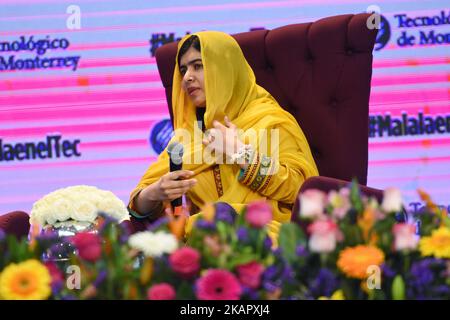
[177,281,196,299]
[227,253,259,269]
[391,275,406,300]
[350,178,363,213]
[278,223,306,265]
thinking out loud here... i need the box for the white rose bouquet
[30,185,130,227]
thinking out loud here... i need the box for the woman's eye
[194,64,203,70]
[180,69,186,75]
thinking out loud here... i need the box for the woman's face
[179,46,206,108]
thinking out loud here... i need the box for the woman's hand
[203,116,244,162]
[143,170,197,202]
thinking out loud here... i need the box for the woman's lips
[188,88,199,95]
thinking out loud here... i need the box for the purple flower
[196,220,217,231]
[242,286,260,299]
[214,202,237,224]
[0,229,5,242]
[295,245,307,257]
[381,264,396,278]
[281,265,296,284]
[410,259,434,286]
[36,231,59,244]
[97,212,118,234]
[119,233,129,245]
[262,281,279,293]
[272,248,283,258]
[237,227,248,242]
[309,268,339,298]
[435,285,450,295]
[51,281,64,295]
[93,270,108,288]
[262,265,278,280]
[98,211,117,223]
[148,217,170,232]
[407,258,448,299]
[263,236,272,250]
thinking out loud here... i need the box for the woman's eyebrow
[179,58,202,68]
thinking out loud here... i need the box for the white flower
[72,200,98,223]
[299,189,326,219]
[128,231,178,257]
[307,219,339,253]
[381,188,403,213]
[30,185,130,227]
[309,233,337,253]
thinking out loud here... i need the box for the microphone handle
[169,161,183,209]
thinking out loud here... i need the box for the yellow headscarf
[129,31,318,238]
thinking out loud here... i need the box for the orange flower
[202,202,216,222]
[418,189,439,214]
[337,245,385,279]
[166,206,188,241]
[358,208,376,242]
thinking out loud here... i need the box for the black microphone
[167,142,184,210]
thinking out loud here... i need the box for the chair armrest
[0,211,30,240]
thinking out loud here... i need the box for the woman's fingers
[224,116,236,129]
[213,120,227,131]
[167,170,194,180]
[166,186,193,198]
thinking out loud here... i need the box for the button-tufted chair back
[155,13,378,185]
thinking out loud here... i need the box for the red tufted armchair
[151,13,383,223]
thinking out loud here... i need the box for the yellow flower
[331,289,345,300]
[318,290,345,300]
[140,257,154,285]
[419,226,450,259]
[337,245,385,279]
[0,259,51,300]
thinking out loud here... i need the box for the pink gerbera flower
[195,269,242,300]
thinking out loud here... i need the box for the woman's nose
[184,70,194,83]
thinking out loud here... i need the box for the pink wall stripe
[369,105,450,115]
[0,100,167,118]
[0,119,158,138]
[0,87,166,109]
[1,107,168,123]
[369,88,449,106]
[0,156,158,170]
[369,174,450,183]
[371,73,450,87]
[1,71,162,91]
[369,138,450,150]
[80,139,149,149]
[1,0,406,21]
[373,57,450,69]
[369,156,450,166]
[369,100,448,113]
[2,70,447,92]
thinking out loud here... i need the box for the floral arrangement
[1,182,449,300]
[141,201,277,300]
[29,185,130,228]
[273,183,450,300]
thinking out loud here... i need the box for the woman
[128,31,318,240]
